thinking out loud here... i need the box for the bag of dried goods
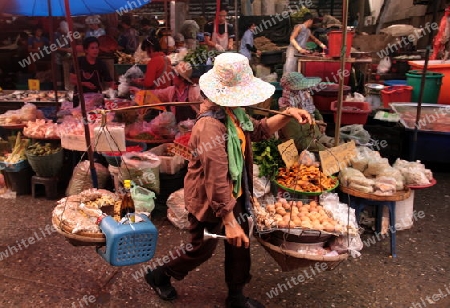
[349,177,375,187]
[374,176,396,195]
[166,188,190,230]
[364,158,390,177]
[339,167,365,187]
[376,166,404,190]
[119,152,161,194]
[66,161,110,196]
[348,182,374,193]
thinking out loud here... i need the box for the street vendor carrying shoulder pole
[204,6,235,52]
[284,13,327,74]
[144,53,312,308]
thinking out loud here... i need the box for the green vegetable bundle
[183,46,220,67]
[27,142,61,156]
[252,138,285,180]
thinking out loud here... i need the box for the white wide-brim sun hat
[199,53,275,107]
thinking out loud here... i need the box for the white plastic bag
[377,57,391,74]
[345,92,365,102]
[329,234,363,258]
[166,189,190,229]
[253,164,271,198]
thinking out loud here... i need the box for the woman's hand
[297,47,309,54]
[222,211,249,248]
[285,107,312,124]
[224,222,250,248]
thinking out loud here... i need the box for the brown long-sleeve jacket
[183,103,271,223]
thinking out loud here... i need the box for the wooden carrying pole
[64,0,98,188]
[334,0,350,146]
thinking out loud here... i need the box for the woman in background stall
[283,13,327,74]
[150,61,201,122]
[69,37,114,107]
[133,36,172,90]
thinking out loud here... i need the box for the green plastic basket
[26,149,64,177]
[272,177,339,196]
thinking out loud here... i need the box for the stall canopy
[0,0,150,187]
[0,0,143,16]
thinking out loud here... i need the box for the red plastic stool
[31,176,59,200]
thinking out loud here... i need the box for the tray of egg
[254,198,342,234]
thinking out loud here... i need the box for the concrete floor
[0,169,449,308]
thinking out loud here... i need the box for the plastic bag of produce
[338,167,365,187]
[329,234,363,258]
[130,184,156,213]
[376,166,404,190]
[119,152,161,194]
[166,188,189,230]
[364,158,390,177]
[350,147,375,172]
[253,164,270,198]
[66,161,110,196]
[149,112,177,138]
[340,124,371,145]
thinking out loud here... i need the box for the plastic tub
[313,84,351,111]
[408,60,449,104]
[406,70,444,104]
[381,86,413,108]
[330,101,372,125]
[384,80,407,87]
[327,30,354,58]
[405,128,450,163]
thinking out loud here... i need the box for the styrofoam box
[61,126,126,152]
[149,143,187,175]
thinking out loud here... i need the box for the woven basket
[26,148,64,177]
[256,234,348,272]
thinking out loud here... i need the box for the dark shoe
[145,267,178,301]
[225,295,265,308]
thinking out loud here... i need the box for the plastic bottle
[120,180,135,222]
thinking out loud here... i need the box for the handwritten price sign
[277,139,299,169]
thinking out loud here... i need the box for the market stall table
[340,185,412,257]
[296,55,373,85]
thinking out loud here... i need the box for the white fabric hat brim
[199,69,275,107]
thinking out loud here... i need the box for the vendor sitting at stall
[150,61,202,122]
[69,37,114,107]
[133,36,173,90]
[278,72,335,152]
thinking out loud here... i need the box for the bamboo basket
[256,234,348,272]
[52,214,106,247]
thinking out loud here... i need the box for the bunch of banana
[5,132,29,164]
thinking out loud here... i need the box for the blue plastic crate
[97,214,158,266]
